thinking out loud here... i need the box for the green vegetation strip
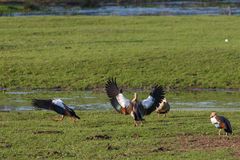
[0,5,25,14]
[1,16,240,90]
[0,111,239,159]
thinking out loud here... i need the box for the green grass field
[1,16,240,90]
[0,110,239,159]
[0,5,24,14]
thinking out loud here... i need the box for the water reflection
[2,1,240,16]
[4,6,237,16]
[1,89,240,112]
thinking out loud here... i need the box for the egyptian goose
[32,99,80,122]
[210,112,232,135]
[156,98,170,117]
[105,78,165,126]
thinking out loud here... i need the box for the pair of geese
[32,78,232,135]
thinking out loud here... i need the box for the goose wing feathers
[32,99,80,119]
[32,99,66,115]
[105,78,131,113]
[219,116,232,134]
[32,99,55,110]
[139,85,165,115]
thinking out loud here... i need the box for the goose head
[210,112,217,118]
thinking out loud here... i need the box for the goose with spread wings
[105,78,165,126]
[32,99,80,122]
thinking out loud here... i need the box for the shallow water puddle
[2,1,240,16]
[0,89,240,111]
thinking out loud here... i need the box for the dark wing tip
[67,107,80,119]
[31,99,53,110]
[105,77,120,98]
[75,115,80,119]
[105,77,117,88]
[150,85,165,107]
[72,111,80,119]
[150,85,165,100]
[32,99,41,107]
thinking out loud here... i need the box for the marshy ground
[1,14,240,160]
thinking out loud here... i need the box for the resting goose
[156,98,170,117]
[105,77,165,126]
[32,99,80,122]
[210,112,232,136]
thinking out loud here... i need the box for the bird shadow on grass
[86,134,112,140]
[33,130,64,134]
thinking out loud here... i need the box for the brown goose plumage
[156,98,170,117]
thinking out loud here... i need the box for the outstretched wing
[139,85,165,115]
[32,99,66,115]
[105,78,132,114]
[32,99,54,110]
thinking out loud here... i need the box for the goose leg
[54,115,64,121]
[59,115,64,121]
[134,121,137,127]
[56,115,64,121]
[134,120,141,127]
[218,129,222,136]
[71,117,76,123]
